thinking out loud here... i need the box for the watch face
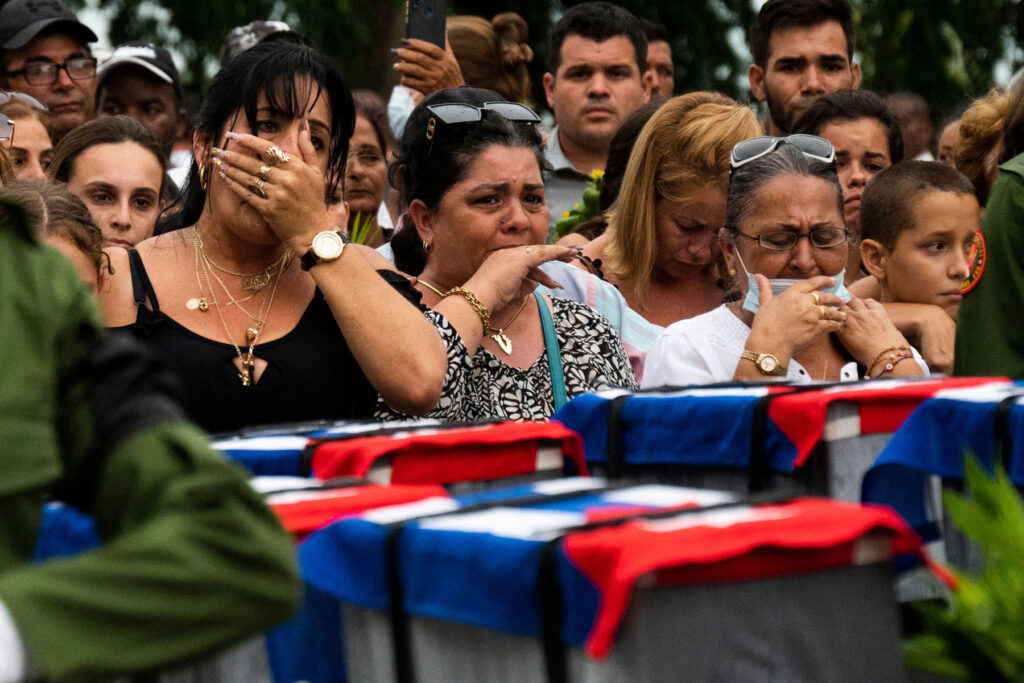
[759,355,778,373]
[312,231,344,260]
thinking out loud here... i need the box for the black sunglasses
[730,134,836,173]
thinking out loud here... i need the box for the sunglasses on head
[730,134,835,173]
[0,91,47,111]
[426,101,541,126]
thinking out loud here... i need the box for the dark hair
[174,40,354,230]
[726,141,843,238]
[389,88,546,275]
[547,1,647,74]
[353,90,393,156]
[2,179,107,276]
[861,161,976,250]
[600,100,663,212]
[48,115,166,191]
[751,0,854,68]
[1001,81,1024,163]
[792,89,904,163]
[640,18,670,44]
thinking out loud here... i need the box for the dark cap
[98,41,181,97]
[0,0,97,51]
[219,20,294,64]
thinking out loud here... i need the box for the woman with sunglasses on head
[383,87,637,422]
[643,136,926,386]
[100,40,448,432]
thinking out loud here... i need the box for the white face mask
[733,249,851,314]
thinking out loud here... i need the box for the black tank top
[122,249,418,434]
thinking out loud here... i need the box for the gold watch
[741,350,787,376]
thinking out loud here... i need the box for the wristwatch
[740,350,787,376]
[300,230,347,271]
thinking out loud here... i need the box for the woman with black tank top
[100,41,447,433]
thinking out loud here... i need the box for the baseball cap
[98,41,182,97]
[0,0,98,51]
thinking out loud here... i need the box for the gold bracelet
[867,345,911,375]
[444,286,491,335]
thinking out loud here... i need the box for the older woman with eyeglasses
[643,135,927,386]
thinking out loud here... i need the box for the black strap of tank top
[127,249,160,311]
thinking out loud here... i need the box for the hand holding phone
[406,0,447,49]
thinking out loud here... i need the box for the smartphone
[405,0,447,49]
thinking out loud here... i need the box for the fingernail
[389,48,401,54]
[224,132,241,140]
[553,280,563,289]
[400,38,410,45]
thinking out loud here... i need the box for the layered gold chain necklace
[417,277,529,355]
[191,227,290,386]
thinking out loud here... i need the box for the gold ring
[257,164,272,180]
[263,146,290,165]
[247,177,267,199]
[811,292,821,306]
[818,305,827,320]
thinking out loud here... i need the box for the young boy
[859,160,981,321]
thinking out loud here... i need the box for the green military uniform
[0,198,300,681]
[955,153,1024,377]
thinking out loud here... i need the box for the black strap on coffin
[993,394,1021,473]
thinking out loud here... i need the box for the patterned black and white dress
[375,297,638,422]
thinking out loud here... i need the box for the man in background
[642,19,674,99]
[0,0,97,144]
[747,0,859,136]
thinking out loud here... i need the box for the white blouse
[641,304,925,388]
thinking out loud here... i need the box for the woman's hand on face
[212,125,330,252]
[392,37,465,96]
[746,274,847,360]
[462,244,576,311]
[835,297,911,367]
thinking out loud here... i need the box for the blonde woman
[577,92,761,326]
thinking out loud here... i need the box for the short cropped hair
[641,18,670,44]
[750,0,854,68]
[792,89,904,163]
[860,160,975,250]
[548,2,646,74]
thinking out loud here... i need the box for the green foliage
[905,454,1024,681]
[554,169,603,239]
[347,211,380,246]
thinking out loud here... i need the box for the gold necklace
[415,277,449,298]
[194,230,287,386]
[193,226,290,292]
[487,295,530,354]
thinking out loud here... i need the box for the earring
[728,268,736,276]
[198,162,208,191]
[423,239,433,254]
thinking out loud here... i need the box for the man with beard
[542,2,652,222]
[747,0,859,136]
[0,0,98,145]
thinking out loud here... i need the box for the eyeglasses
[730,134,836,173]
[426,101,541,126]
[0,118,13,147]
[0,91,47,111]
[738,227,849,251]
[347,147,385,166]
[6,57,97,86]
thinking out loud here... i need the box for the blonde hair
[956,88,1009,206]
[604,92,761,308]
[448,13,534,106]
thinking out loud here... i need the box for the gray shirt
[543,126,594,228]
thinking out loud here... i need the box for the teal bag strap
[536,292,568,410]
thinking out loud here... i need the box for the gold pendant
[240,271,270,292]
[238,356,255,386]
[490,331,512,355]
[246,326,259,343]
[186,297,208,312]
